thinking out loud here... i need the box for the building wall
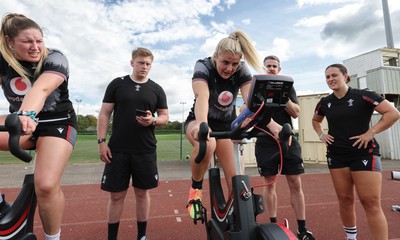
[297,93,329,163]
[367,66,400,95]
[371,113,400,159]
[343,49,384,78]
[241,138,257,166]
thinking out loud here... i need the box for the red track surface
[2,170,400,239]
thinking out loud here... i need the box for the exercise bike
[192,74,298,240]
[0,114,37,240]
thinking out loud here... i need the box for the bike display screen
[247,74,294,112]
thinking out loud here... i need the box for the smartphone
[136,109,148,117]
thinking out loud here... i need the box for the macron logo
[102,175,107,184]
[57,128,64,134]
[362,160,368,166]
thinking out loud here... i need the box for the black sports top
[102,75,168,153]
[1,49,76,124]
[186,57,252,128]
[314,87,384,156]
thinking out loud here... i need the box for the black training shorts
[326,152,382,172]
[255,138,305,176]
[101,151,159,192]
[31,123,77,147]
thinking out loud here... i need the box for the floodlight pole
[381,0,394,49]
[75,98,82,123]
[179,101,186,160]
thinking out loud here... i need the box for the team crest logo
[135,85,141,91]
[327,103,331,108]
[10,77,31,95]
[218,91,233,106]
[348,99,354,107]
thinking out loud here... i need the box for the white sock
[344,226,357,240]
[44,229,61,240]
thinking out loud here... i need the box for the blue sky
[1,0,399,121]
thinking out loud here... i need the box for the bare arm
[189,80,210,141]
[154,108,169,126]
[97,102,114,139]
[312,114,325,137]
[19,72,64,113]
[312,113,333,145]
[285,99,300,119]
[350,100,400,149]
[97,102,114,163]
[18,72,64,134]
[193,80,210,123]
[239,82,252,106]
[369,100,400,134]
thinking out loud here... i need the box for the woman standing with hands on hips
[312,63,400,240]
[184,29,282,220]
[0,13,77,240]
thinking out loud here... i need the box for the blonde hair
[213,29,262,72]
[0,13,48,80]
[131,47,154,61]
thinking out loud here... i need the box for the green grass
[0,134,193,164]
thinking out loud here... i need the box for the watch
[97,138,106,144]
[152,117,157,126]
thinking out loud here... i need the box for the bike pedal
[188,199,207,225]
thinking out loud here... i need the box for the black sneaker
[297,230,315,240]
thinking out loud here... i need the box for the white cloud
[199,32,229,57]
[295,15,328,27]
[297,0,359,8]
[295,2,363,28]
[1,0,400,121]
[268,38,293,61]
[242,18,251,25]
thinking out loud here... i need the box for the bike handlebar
[195,122,209,163]
[194,122,293,164]
[0,114,33,162]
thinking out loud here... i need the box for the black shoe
[297,230,315,240]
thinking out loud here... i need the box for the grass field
[0,134,193,164]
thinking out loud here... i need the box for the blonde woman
[0,13,77,240]
[184,30,282,220]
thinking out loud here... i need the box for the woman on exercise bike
[0,13,77,240]
[184,29,282,220]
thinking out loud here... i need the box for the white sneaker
[139,236,147,240]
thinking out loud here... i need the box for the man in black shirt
[255,55,315,240]
[97,47,169,240]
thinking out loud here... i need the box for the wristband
[13,111,37,121]
[319,133,325,140]
[152,117,157,126]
